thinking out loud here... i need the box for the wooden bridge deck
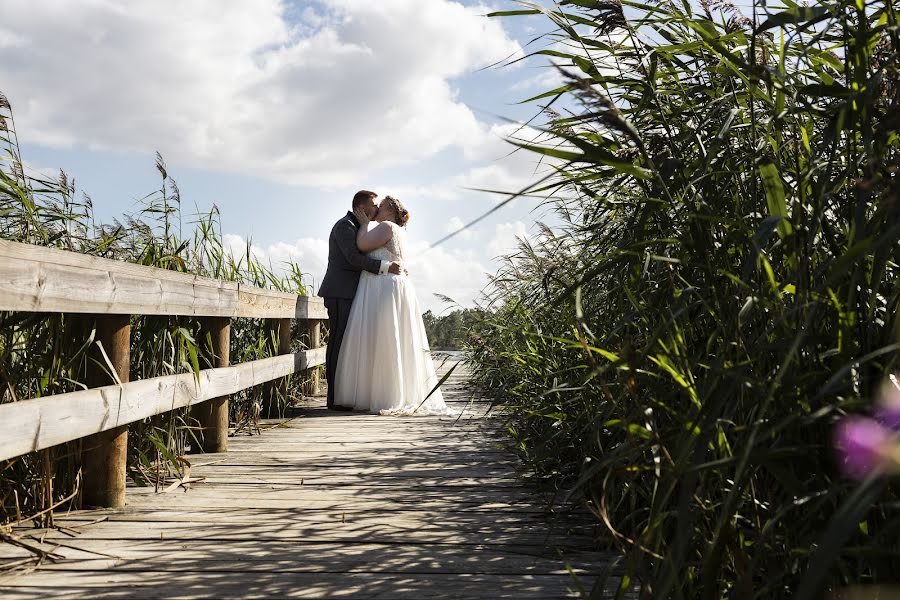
[0,360,612,599]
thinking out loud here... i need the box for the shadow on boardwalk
[0,363,622,599]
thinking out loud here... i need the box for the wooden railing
[0,239,328,508]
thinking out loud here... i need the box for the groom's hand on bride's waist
[388,262,406,275]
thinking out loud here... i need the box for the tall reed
[472,0,900,596]
[0,93,314,525]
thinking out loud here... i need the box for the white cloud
[0,27,27,49]
[462,122,534,162]
[350,122,554,226]
[457,122,557,197]
[222,233,330,289]
[456,163,536,197]
[508,67,566,93]
[20,160,63,181]
[404,240,492,312]
[0,0,523,186]
[488,221,530,259]
[445,216,476,241]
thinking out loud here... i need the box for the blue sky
[1,1,565,312]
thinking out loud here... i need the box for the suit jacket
[318,212,383,299]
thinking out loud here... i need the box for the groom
[318,190,402,410]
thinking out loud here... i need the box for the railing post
[193,317,230,453]
[82,314,130,509]
[303,320,322,396]
[262,318,292,417]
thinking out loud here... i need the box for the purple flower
[875,379,900,431]
[833,416,892,480]
[874,405,900,431]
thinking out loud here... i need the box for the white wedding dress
[334,221,453,415]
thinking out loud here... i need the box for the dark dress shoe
[329,405,354,412]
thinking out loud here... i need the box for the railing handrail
[0,240,328,477]
[0,349,326,462]
[0,239,327,319]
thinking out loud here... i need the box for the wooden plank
[0,239,236,316]
[237,290,329,320]
[163,466,519,477]
[14,526,591,547]
[81,314,131,508]
[0,239,328,319]
[48,509,585,525]
[171,462,518,472]
[18,555,601,576]
[302,320,322,396]
[0,349,326,462]
[237,288,296,319]
[0,573,589,599]
[192,317,231,453]
[17,541,603,568]
[0,361,619,599]
[42,497,541,512]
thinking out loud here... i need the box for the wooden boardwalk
[0,359,612,598]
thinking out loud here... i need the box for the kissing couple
[318,190,453,416]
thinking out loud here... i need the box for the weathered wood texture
[0,239,327,319]
[0,240,329,462]
[192,317,231,454]
[303,320,322,397]
[0,360,618,599]
[81,314,131,509]
[0,349,327,462]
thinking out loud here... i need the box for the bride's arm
[354,219,393,253]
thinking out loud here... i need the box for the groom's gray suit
[318,212,387,408]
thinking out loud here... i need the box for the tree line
[422,308,488,351]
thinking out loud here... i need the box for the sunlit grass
[471,0,900,596]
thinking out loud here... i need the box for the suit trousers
[324,297,353,407]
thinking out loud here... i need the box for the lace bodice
[367,221,407,264]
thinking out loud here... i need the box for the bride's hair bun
[383,196,410,228]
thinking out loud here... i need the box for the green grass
[470,0,900,596]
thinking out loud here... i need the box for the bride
[333,196,453,416]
